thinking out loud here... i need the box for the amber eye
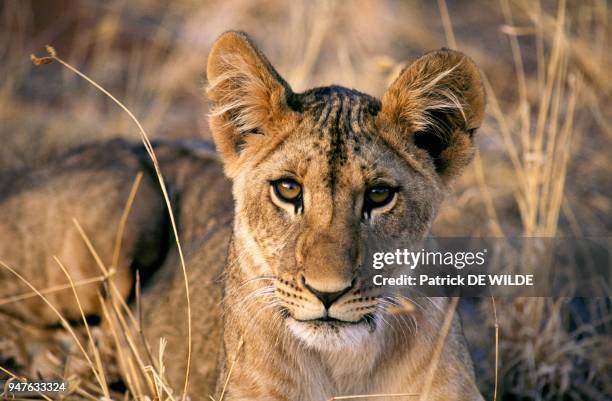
[272,179,302,203]
[364,186,396,210]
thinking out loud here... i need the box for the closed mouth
[289,312,376,329]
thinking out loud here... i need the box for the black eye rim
[364,185,398,209]
[271,178,303,203]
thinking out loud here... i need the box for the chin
[285,315,377,351]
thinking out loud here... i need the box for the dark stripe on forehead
[300,86,380,128]
[326,93,349,194]
[349,96,363,136]
[249,86,381,173]
[296,85,382,194]
[314,101,332,132]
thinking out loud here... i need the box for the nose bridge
[300,206,358,293]
[308,185,334,228]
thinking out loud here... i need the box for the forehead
[267,86,403,185]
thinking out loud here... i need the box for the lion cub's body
[0,31,486,400]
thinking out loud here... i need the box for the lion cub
[0,31,485,400]
[200,30,486,401]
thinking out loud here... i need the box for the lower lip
[293,314,375,328]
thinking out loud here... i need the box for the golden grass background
[0,0,610,400]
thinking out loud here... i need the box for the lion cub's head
[206,31,484,349]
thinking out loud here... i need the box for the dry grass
[0,166,183,399]
[0,0,610,400]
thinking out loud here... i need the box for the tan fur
[0,141,167,325]
[202,31,485,401]
[0,31,485,400]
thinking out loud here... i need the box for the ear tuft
[378,49,485,183]
[206,31,293,176]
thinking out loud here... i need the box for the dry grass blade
[437,0,457,49]
[0,273,112,306]
[98,295,143,400]
[31,45,193,400]
[417,297,459,401]
[491,296,499,401]
[143,338,177,401]
[53,256,110,399]
[287,0,334,89]
[500,0,529,114]
[72,218,110,277]
[112,171,143,269]
[472,151,505,237]
[136,271,158,372]
[481,74,526,184]
[73,219,160,397]
[0,365,19,379]
[113,171,158,371]
[215,337,244,401]
[0,260,104,393]
[517,0,610,94]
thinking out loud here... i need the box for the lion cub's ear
[206,31,294,177]
[378,49,485,184]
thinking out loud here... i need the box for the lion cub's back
[0,139,167,324]
[0,138,233,394]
